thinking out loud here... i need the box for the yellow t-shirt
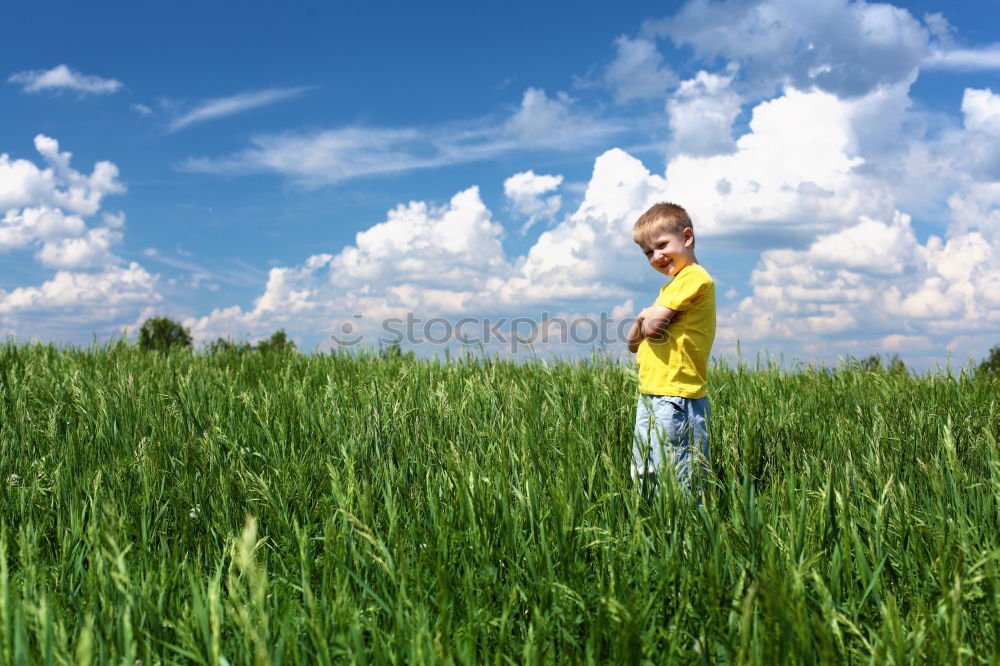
[636,263,716,398]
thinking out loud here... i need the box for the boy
[626,202,716,498]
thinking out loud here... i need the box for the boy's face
[638,227,695,277]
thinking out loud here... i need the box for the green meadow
[0,342,997,664]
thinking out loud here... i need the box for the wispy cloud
[167,87,312,132]
[180,88,627,187]
[923,45,1000,71]
[142,252,267,287]
[8,64,122,95]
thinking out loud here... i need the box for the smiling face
[638,227,695,277]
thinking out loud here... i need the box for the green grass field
[1,342,997,664]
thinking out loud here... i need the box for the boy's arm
[627,305,679,352]
[627,316,645,353]
[639,304,679,341]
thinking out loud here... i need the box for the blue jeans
[632,394,711,496]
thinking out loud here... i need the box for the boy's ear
[683,226,694,247]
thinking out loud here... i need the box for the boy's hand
[637,306,659,321]
[639,304,678,341]
[626,313,645,353]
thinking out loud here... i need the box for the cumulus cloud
[186,186,513,342]
[36,227,123,269]
[963,88,1000,133]
[330,187,509,291]
[182,88,625,187]
[494,149,668,305]
[0,135,128,273]
[0,207,86,251]
[186,66,999,367]
[0,136,161,339]
[882,86,1000,211]
[1,136,126,257]
[667,69,743,157]
[659,86,895,246]
[650,0,928,97]
[947,182,1000,241]
[0,135,125,216]
[167,87,312,132]
[690,74,1000,365]
[0,263,158,314]
[186,147,669,351]
[504,170,564,233]
[8,65,122,95]
[604,36,677,102]
[727,207,999,364]
[8,0,992,367]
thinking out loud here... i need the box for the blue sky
[2,0,999,369]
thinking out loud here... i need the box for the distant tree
[858,354,882,372]
[978,344,1000,378]
[380,340,415,361]
[138,317,192,352]
[885,354,907,376]
[858,353,907,376]
[206,337,251,355]
[256,330,297,354]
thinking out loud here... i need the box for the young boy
[626,202,716,498]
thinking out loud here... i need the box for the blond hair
[632,202,694,247]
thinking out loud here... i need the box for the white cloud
[922,12,955,46]
[1,207,86,251]
[329,187,508,290]
[604,36,677,102]
[962,88,1000,134]
[0,136,160,339]
[504,170,564,233]
[729,210,1000,358]
[660,87,893,244]
[806,213,919,276]
[167,87,312,132]
[667,69,743,157]
[183,126,430,184]
[923,46,1000,71]
[36,227,122,269]
[502,89,622,147]
[181,88,625,187]
[131,103,154,116]
[186,186,512,342]
[947,182,1000,241]
[185,87,878,337]
[186,145,671,350]
[0,263,158,314]
[651,0,928,97]
[881,334,932,352]
[184,63,999,368]
[1,136,126,260]
[8,0,992,367]
[8,65,122,95]
[0,135,124,216]
[954,88,1000,180]
[495,148,667,305]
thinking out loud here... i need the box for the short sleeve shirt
[636,264,716,398]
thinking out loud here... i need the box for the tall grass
[0,341,997,663]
